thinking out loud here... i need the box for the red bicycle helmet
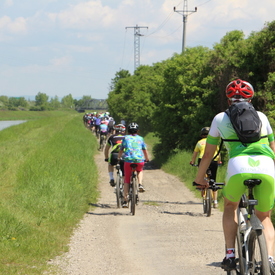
[226,79,254,99]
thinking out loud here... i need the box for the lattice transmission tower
[126,24,148,71]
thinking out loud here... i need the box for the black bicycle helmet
[128,122,139,133]
[201,127,210,136]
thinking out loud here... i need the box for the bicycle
[192,165,221,217]
[115,163,124,208]
[224,179,269,275]
[128,163,139,216]
[99,133,107,151]
[193,179,224,217]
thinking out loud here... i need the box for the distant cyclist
[190,126,222,208]
[104,124,126,187]
[193,79,275,272]
[117,122,149,208]
[99,119,108,142]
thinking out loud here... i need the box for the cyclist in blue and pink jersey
[99,119,108,140]
[193,79,275,272]
[117,122,149,208]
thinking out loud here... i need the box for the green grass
[0,111,99,274]
[0,110,75,121]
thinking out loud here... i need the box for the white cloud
[0,16,27,34]
[4,0,13,7]
[50,56,73,67]
[48,1,115,30]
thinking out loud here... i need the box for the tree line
[0,93,108,111]
[107,20,275,155]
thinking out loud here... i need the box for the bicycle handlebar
[193,180,224,191]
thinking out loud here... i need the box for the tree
[0,96,9,106]
[61,94,74,108]
[49,96,60,109]
[109,69,131,91]
[35,92,49,106]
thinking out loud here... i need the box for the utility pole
[174,0,197,53]
[126,24,148,71]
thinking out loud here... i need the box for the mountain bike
[128,163,139,216]
[225,179,269,275]
[193,179,224,217]
[115,163,124,208]
[192,165,221,217]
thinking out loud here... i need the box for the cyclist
[104,124,126,187]
[94,114,102,137]
[108,117,115,136]
[193,79,275,272]
[117,122,149,208]
[99,119,108,145]
[190,126,222,208]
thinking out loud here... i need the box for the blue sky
[0,0,274,100]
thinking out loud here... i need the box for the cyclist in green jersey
[193,79,275,272]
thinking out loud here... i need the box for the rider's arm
[142,149,149,162]
[269,140,275,155]
[194,143,217,187]
[190,151,198,165]
[117,148,123,160]
[104,144,111,159]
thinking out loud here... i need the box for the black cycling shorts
[110,153,124,176]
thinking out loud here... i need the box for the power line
[174,0,197,53]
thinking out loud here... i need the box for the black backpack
[224,101,266,144]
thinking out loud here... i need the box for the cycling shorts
[223,155,275,212]
[124,162,144,184]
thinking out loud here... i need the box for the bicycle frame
[229,179,269,275]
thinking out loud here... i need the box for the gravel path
[48,150,227,275]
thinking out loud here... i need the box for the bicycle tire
[202,189,207,214]
[115,173,121,208]
[206,188,212,217]
[248,229,269,275]
[130,177,137,216]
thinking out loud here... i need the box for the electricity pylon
[174,0,197,52]
[126,24,148,71]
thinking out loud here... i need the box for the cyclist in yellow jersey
[193,79,275,272]
[190,127,222,208]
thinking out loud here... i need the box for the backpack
[224,101,266,144]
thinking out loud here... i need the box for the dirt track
[49,149,227,275]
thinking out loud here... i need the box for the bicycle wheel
[205,188,212,217]
[115,173,121,208]
[202,189,207,214]
[130,177,137,216]
[236,209,246,275]
[248,229,269,275]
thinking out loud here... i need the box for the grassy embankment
[0,111,99,274]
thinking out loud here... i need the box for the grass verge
[0,112,99,274]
